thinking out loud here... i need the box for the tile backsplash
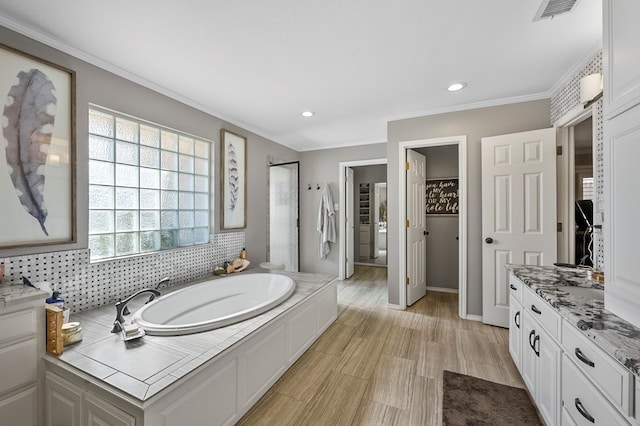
[0,232,244,313]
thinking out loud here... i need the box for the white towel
[317,184,336,259]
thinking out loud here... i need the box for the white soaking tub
[131,273,295,335]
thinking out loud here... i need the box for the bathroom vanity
[42,271,337,425]
[0,284,46,425]
[509,265,640,425]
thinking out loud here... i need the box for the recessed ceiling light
[301,111,315,117]
[447,82,467,92]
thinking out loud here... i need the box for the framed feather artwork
[0,44,76,248]
[221,129,246,229]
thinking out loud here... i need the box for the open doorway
[573,117,594,266]
[396,136,468,318]
[353,165,387,268]
[414,145,459,294]
[556,104,596,267]
[338,158,386,280]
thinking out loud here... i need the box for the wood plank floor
[238,265,524,425]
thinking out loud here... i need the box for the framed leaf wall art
[0,44,76,248]
[221,129,246,229]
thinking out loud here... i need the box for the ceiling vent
[533,0,580,21]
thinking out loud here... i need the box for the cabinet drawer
[509,273,523,303]
[562,355,629,425]
[0,387,37,426]
[523,286,560,340]
[0,339,37,395]
[562,321,633,416]
[0,308,37,345]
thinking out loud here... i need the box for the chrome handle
[531,305,542,315]
[575,348,595,368]
[575,398,595,423]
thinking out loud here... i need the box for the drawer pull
[509,284,517,291]
[529,330,536,350]
[574,398,595,423]
[533,335,540,357]
[530,305,542,315]
[514,311,520,329]
[575,348,595,368]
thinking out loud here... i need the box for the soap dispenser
[46,291,65,309]
[240,248,248,260]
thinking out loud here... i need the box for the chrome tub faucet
[111,288,160,333]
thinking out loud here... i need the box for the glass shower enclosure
[269,161,299,271]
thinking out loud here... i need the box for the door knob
[485,237,493,244]
[423,231,429,236]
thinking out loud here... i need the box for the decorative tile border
[550,51,604,269]
[0,232,244,313]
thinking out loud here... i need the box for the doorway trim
[397,136,468,319]
[338,158,387,280]
[554,104,596,264]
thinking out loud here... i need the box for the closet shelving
[359,183,371,224]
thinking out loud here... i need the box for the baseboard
[465,314,483,322]
[426,286,459,294]
[387,303,405,310]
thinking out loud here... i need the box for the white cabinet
[0,300,44,426]
[604,0,640,330]
[0,387,37,426]
[562,355,629,425]
[85,393,136,426]
[359,224,371,259]
[603,104,640,329]
[508,294,522,372]
[521,309,561,426]
[45,371,83,426]
[536,322,562,425]
[509,274,638,426]
[603,0,640,119]
[510,276,562,426]
[562,321,633,417]
[45,371,136,426]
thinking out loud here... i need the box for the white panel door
[406,149,426,306]
[481,128,557,327]
[346,167,355,278]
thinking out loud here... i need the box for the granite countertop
[509,264,640,378]
[43,269,336,403]
[0,282,47,307]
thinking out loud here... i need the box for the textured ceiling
[0,0,602,151]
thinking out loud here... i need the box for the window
[88,108,210,261]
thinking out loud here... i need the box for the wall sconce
[580,73,603,105]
